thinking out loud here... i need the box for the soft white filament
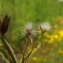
[21,22,36,36]
[39,22,51,31]
[25,22,33,30]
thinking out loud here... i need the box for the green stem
[2,36,23,54]
[21,54,24,63]
[1,37,19,63]
[21,37,28,63]
[9,42,23,54]
[0,47,13,63]
[0,51,10,63]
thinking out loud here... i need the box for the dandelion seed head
[21,22,36,36]
[39,22,51,31]
[25,22,33,30]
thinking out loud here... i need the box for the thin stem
[21,37,28,63]
[1,37,19,63]
[0,47,13,63]
[9,42,23,54]
[3,36,23,54]
[0,51,10,63]
[21,54,24,63]
[24,34,43,60]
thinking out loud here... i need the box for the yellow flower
[53,34,58,39]
[58,30,63,37]
[48,38,54,44]
[32,57,37,61]
[58,49,63,54]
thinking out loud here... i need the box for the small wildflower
[39,22,51,31]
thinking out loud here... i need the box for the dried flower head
[25,22,33,30]
[21,22,36,36]
[39,22,51,31]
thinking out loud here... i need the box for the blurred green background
[1,0,63,63]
